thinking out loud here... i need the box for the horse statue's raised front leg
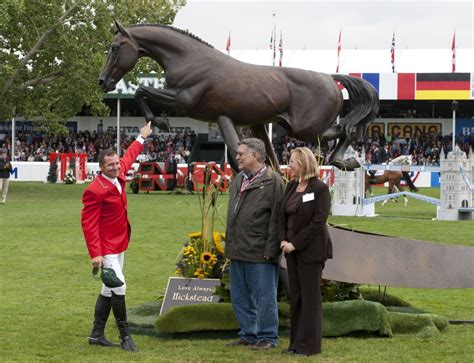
[134,86,176,132]
[216,115,240,172]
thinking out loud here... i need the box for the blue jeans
[230,260,279,346]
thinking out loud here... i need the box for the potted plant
[129,172,141,194]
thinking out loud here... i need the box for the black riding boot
[89,294,119,347]
[111,292,137,352]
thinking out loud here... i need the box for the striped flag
[391,31,395,73]
[416,73,470,100]
[278,31,283,67]
[226,31,231,55]
[451,31,456,73]
[336,30,341,73]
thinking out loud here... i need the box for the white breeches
[101,253,127,297]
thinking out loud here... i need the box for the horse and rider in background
[365,155,419,206]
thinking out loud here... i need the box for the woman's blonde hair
[290,147,320,180]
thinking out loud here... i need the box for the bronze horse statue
[99,21,379,171]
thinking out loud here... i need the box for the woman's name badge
[302,192,315,203]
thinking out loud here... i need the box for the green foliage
[129,172,141,194]
[46,156,58,183]
[0,0,186,132]
[175,164,228,279]
[322,280,362,302]
[361,288,412,307]
[214,271,231,302]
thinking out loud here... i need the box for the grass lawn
[0,182,472,362]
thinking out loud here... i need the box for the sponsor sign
[367,123,385,138]
[0,121,77,135]
[387,123,442,138]
[103,75,165,98]
[456,118,474,142]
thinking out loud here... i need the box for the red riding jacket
[81,141,143,258]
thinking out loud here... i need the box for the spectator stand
[49,152,87,183]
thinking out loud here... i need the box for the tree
[0,0,186,134]
[47,156,58,183]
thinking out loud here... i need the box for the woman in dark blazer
[280,147,333,356]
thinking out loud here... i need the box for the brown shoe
[250,340,274,350]
[227,338,251,347]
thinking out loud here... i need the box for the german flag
[416,73,471,100]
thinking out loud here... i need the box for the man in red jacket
[81,122,152,352]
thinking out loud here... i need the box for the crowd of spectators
[274,130,472,167]
[0,129,197,164]
[1,125,472,167]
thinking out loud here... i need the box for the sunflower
[189,232,202,239]
[200,252,217,266]
[194,268,208,279]
[182,245,195,256]
[213,232,225,254]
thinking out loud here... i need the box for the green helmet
[92,267,124,288]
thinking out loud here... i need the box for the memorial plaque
[160,277,221,315]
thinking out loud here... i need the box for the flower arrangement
[175,163,229,280]
[129,172,141,194]
[176,231,226,279]
[64,172,76,184]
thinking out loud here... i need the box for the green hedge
[155,303,290,333]
[388,312,449,338]
[322,300,392,337]
[128,300,448,338]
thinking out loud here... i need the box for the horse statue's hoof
[151,117,171,132]
[331,157,361,171]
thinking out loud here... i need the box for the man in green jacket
[225,138,285,350]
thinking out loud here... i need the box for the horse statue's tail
[402,172,419,192]
[332,74,379,143]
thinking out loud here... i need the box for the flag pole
[336,30,341,73]
[391,30,396,73]
[226,31,231,55]
[269,12,277,143]
[451,30,456,73]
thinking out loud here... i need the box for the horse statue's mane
[125,24,214,49]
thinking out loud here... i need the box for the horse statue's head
[99,21,141,92]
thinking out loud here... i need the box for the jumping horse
[365,155,419,206]
[99,21,379,171]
